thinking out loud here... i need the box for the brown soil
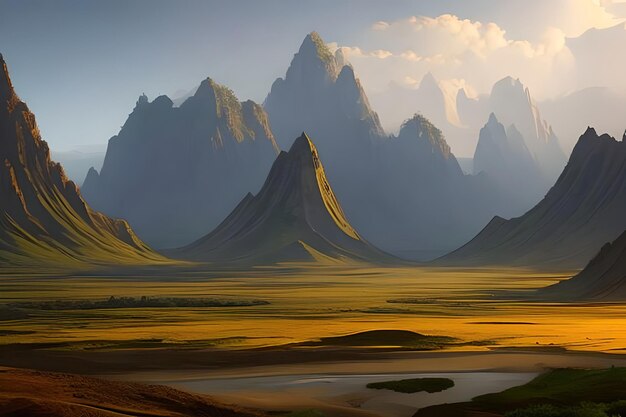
[0,367,265,417]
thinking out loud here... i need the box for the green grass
[506,401,626,417]
[415,368,626,416]
[474,368,626,409]
[367,377,454,394]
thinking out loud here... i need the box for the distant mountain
[0,54,165,268]
[371,114,499,256]
[264,32,500,257]
[81,78,279,248]
[473,113,545,215]
[264,32,387,228]
[540,86,626,154]
[539,230,626,301]
[51,146,106,185]
[176,133,393,265]
[439,127,626,268]
[489,76,566,181]
[264,32,385,152]
[370,74,473,156]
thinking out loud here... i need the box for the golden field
[2,264,626,353]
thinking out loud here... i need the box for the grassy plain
[2,264,626,353]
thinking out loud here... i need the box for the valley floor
[3,264,626,416]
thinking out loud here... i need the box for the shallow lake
[155,371,539,417]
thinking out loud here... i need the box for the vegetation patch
[506,401,626,417]
[8,296,269,310]
[416,368,626,417]
[367,377,454,394]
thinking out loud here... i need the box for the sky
[2,0,626,151]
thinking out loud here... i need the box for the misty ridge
[77,32,591,261]
[1,31,625,272]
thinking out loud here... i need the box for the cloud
[331,13,576,100]
[557,0,622,36]
[372,21,390,31]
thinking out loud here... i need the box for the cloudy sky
[2,0,625,150]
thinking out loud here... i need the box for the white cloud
[372,21,390,31]
[557,0,622,36]
[399,50,421,62]
[332,13,577,101]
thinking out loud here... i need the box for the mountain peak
[194,77,218,97]
[300,31,335,64]
[487,112,499,125]
[491,76,525,97]
[177,133,394,264]
[0,53,16,103]
[400,114,453,159]
[419,72,439,89]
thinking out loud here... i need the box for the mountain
[539,230,626,301]
[264,32,385,152]
[439,127,626,268]
[370,74,473,156]
[175,133,393,265]
[51,145,106,185]
[0,54,165,268]
[264,32,501,258]
[263,31,386,212]
[489,76,566,181]
[473,113,545,215]
[540,86,626,154]
[81,78,279,248]
[370,114,499,257]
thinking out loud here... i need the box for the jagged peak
[288,131,315,156]
[400,114,453,158]
[487,112,499,125]
[491,76,526,96]
[419,71,439,89]
[0,52,17,103]
[285,132,360,241]
[571,126,624,159]
[334,48,349,68]
[152,95,173,107]
[507,123,523,137]
[194,77,218,97]
[584,126,598,137]
[137,93,149,106]
[300,31,335,64]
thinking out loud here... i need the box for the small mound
[307,329,457,348]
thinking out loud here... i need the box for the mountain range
[81,78,279,248]
[176,133,393,265]
[374,72,567,217]
[0,54,165,268]
[473,113,545,216]
[264,32,504,258]
[439,127,626,268]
